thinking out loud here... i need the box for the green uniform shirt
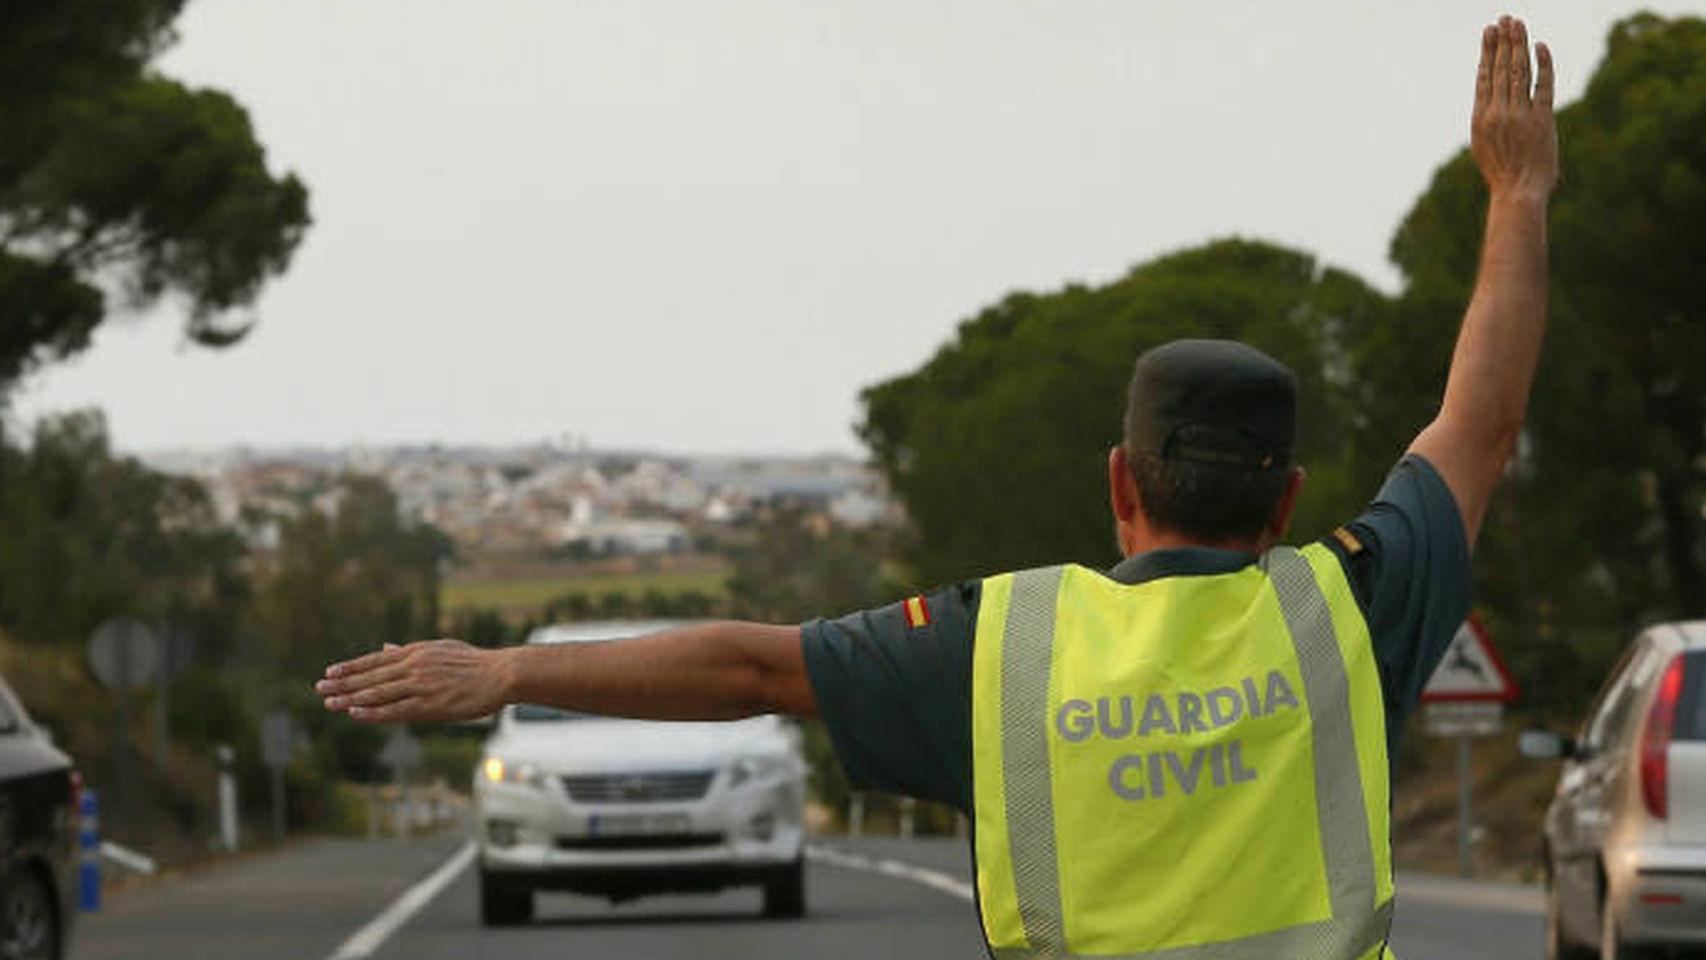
[800,454,1471,813]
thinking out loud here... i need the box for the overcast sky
[12,1,1695,456]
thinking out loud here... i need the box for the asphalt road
[377,840,984,960]
[73,833,1544,960]
[70,833,468,960]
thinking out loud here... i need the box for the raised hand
[316,639,513,723]
[1472,15,1558,199]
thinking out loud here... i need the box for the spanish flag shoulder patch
[903,595,932,629]
[1331,526,1365,555]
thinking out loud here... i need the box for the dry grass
[1391,720,1561,882]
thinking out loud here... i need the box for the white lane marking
[806,844,974,903]
[327,841,477,960]
[99,841,157,875]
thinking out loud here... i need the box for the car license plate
[587,813,691,837]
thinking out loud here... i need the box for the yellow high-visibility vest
[972,545,1395,959]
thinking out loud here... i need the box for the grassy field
[442,568,730,614]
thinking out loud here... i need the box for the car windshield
[513,704,594,722]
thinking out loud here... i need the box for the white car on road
[1524,621,1706,959]
[473,621,808,926]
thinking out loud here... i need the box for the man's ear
[1109,446,1141,554]
[1264,466,1307,544]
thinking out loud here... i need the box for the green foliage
[0,413,468,847]
[0,410,249,653]
[445,607,526,649]
[801,720,850,814]
[318,781,378,837]
[725,507,907,621]
[165,666,248,750]
[250,475,451,678]
[859,239,1392,587]
[0,0,309,387]
[417,734,482,788]
[539,587,719,623]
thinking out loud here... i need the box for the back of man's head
[1121,339,1298,543]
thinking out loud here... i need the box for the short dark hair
[1124,446,1290,543]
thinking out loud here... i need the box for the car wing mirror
[1519,729,1582,760]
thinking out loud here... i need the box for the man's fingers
[1511,18,1532,104]
[1492,15,1513,106]
[1476,24,1497,107]
[317,662,411,698]
[336,679,420,710]
[1534,42,1555,111]
[325,643,409,680]
[349,699,426,723]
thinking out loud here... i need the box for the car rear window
[1679,651,1706,741]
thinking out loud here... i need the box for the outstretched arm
[316,622,816,723]
[1409,16,1558,548]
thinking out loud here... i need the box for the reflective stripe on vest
[973,546,1393,960]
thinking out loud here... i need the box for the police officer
[318,16,1557,959]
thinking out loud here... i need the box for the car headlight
[728,754,792,788]
[481,756,546,788]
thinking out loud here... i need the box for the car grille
[561,770,715,803]
[555,833,724,851]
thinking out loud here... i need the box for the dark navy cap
[1122,339,1297,470]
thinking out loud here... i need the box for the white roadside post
[1421,617,1520,878]
[215,743,239,852]
[378,729,423,839]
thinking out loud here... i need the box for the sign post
[1421,617,1519,878]
[88,619,160,817]
[150,627,195,775]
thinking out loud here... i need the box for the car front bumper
[475,773,804,884]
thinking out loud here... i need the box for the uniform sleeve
[1324,454,1473,730]
[799,580,980,812]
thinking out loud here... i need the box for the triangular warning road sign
[1422,616,1519,703]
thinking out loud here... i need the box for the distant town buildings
[143,444,900,557]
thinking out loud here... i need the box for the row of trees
[0,410,450,842]
[860,14,1706,717]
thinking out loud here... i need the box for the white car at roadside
[473,620,808,926]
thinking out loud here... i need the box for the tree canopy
[0,410,249,653]
[859,238,1392,587]
[0,0,309,388]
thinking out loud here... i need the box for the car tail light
[1640,656,1685,819]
